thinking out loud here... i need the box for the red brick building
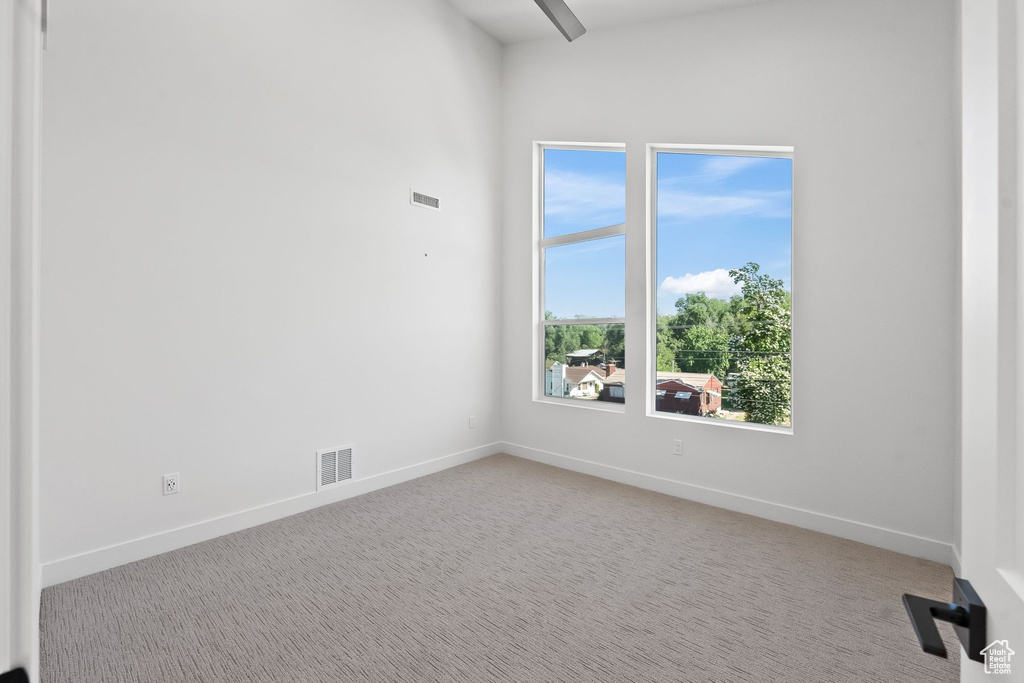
[655,372,722,416]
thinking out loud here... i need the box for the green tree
[728,263,791,425]
[544,312,582,367]
[660,293,737,377]
[673,292,737,329]
[656,317,681,371]
[602,325,626,367]
[676,325,731,378]
[544,312,625,369]
[579,325,605,351]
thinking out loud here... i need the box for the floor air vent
[317,446,353,491]
[410,189,440,211]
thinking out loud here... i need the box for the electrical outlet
[673,439,683,456]
[162,473,180,495]
[469,415,477,429]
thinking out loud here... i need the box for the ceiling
[446,0,778,44]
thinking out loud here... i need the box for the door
[2,1,14,670]
[960,1,1024,680]
[2,0,42,679]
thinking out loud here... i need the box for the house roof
[557,366,713,388]
[604,368,626,384]
[565,366,605,385]
[566,349,600,359]
[656,379,701,392]
[655,372,718,388]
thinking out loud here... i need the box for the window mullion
[542,317,625,326]
[540,223,626,249]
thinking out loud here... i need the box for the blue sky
[543,149,792,319]
[544,149,626,239]
[544,149,626,318]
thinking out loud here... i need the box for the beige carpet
[41,454,959,682]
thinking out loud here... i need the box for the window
[651,146,793,429]
[538,144,626,406]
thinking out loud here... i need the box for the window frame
[645,143,795,434]
[534,141,627,411]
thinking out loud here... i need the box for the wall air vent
[317,446,353,491]
[410,189,441,211]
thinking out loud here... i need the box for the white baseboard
[950,544,963,576]
[43,441,956,587]
[42,442,502,587]
[502,442,955,567]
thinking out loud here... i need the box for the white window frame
[534,142,626,411]
[646,143,795,434]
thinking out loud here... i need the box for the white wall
[502,0,959,560]
[39,0,961,584]
[40,0,503,572]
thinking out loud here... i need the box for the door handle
[903,577,986,662]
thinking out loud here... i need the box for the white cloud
[657,190,791,221]
[660,269,742,299]
[545,171,625,221]
[657,156,770,189]
[701,155,769,180]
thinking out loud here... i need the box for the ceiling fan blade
[533,0,586,42]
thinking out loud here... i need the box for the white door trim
[959,0,1024,678]
[3,0,43,678]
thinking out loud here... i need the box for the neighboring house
[655,372,723,415]
[655,380,705,415]
[599,363,625,403]
[546,362,606,398]
[565,349,601,365]
[545,362,567,397]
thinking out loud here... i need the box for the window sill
[535,396,626,413]
[646,410,793,435]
